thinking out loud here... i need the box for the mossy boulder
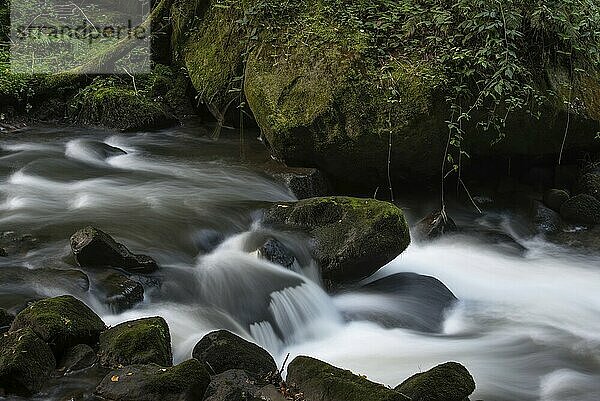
[69,81,173,131]
[192,330,277,377]
[177,0,600,191]
[9,295,106,358]
[394,362,476,401]
[99,317,172,367]
[263,197,410,284]
[286,356,407,401]
[0,328,56,397]
[95,360,210,401]
[70,226,158,273]
[559,194,600,225]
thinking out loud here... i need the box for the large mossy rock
[286,356,407,401]
[394,362,476,401]
[95,360,210,401]
[192,330,277,377]
[263,197,410,284]
[9,295,106,358]
[99,317,172,367]
[175,0,600,190]
[70,226,158,273]
[0,328,56,397]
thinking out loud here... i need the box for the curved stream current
[0,126,599,401]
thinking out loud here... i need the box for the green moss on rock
[99,317,172,367]
[263,196,410,284]
[0,328,56,397]
[9,295,106,358]
[174,0,246,112]
[95,360,211,401]
[192,329,277,377]
[287,356,407,401]
[69,77,173,131]
[394,362,476,401]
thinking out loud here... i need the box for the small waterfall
[195,231,343,356]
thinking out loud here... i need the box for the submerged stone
[351,273,457,333]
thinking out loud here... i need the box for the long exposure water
[0,126,599,401]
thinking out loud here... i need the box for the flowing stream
[1,126,599,401]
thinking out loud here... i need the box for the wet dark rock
[0,328,56,397]
[394,362,476,401]
[543,189,570,212]
[413,210,458,241]
[0,308,14,334]
[258,238,295,269]
[94,271,144,313]
[192,330,277,378]
[86,141,127,159]
[99,317,172,368]
[263,197,410,284]
[287,356,407,401]
[0,231,39,256]
[574,172,600,201]
[560,194,600,225]
[9,295,106,359]
[193,229,225,253]
[95,360,210,401]
[272,167,330,199]
[531,200,563,234]
[59,344,98,373]
[70,226,158,273]
[0,267,90,295]
[349,273,457,333]
[203,369,265,401]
